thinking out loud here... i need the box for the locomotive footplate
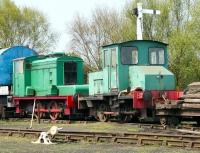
[155,100,182,110]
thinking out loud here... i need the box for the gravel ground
[0,120,140,133]
[0,136,199,153]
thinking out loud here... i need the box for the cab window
[64,62,77,85]
[104,50,109,67]
[149,48,164,65]
[111,48,116,67]
[15,60,24,73]
[121,47,138,65]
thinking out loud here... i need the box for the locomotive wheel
[96,103,110,122]
[120,115,132,123]
[34,113,43,120]
[48,101,60,120]
[167,117,179,127]
[195,118,200,126]
[97,112,108,122]
[160,117,167,127]
[34,102,44,119]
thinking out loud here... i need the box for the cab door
[110,48,118,92]
[13,59,25,96]
[104,48,118,93]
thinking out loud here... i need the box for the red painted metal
[13,96,68,100]
[15,100,20,113]
[66,96,74,108]
[133,90,183,109]
[63,96,75,115]
[133,91,144,109]
[34,109,47,112]
[64,108,70,115]
[34,109,61,113]
[13,95,75,116]
[167,91,183,100]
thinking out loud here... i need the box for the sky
[12,0,129,52]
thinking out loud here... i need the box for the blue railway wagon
[0,46,37,118]
[0,46,37,86]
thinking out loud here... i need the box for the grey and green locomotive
[79,40,182,123]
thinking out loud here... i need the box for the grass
[1,120,199,153]
[0,136,199,153]
[0,120,140,133]
[0,121,199,153]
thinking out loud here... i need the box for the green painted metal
[129,66,175,90]
[13,58,32,97]
[88,40,175,96]
[58,85,89,96]
[89,71,103,95]
[13,54,89,97]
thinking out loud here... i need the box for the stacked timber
[181,82,200,109]
[186,82,200,94]
[182,82,200,98]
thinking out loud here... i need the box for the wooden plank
[182,103,200,109]
[184,99,200,103]
[182,94,200,98]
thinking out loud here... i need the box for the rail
[0,128,200,148]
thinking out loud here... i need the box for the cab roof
[102,40,168,48]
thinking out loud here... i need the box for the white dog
[32,126,63,144]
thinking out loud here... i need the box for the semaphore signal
[133,3,160,40]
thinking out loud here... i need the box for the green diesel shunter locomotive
[13,53,88,120]
[80,40,182,122]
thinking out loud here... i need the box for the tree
[125,0,194,41]
[0,0,57,53]
[169,0,200,88]
[69,7,129,71]
[168,31,199,88]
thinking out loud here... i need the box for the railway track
[0,128,200,148]
[6,118,200,132]
[7,118,90,124]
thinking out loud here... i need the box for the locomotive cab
[89,40,174,95]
